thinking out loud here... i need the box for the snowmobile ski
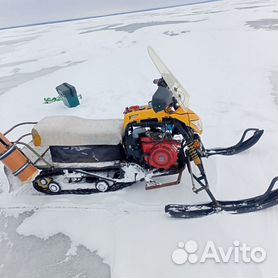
[204,128,264,157]
[165,176,278,218]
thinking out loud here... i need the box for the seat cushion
[32,116,124,146]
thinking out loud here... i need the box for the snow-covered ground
[0,0,277,277]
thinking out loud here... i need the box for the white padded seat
[32,116,124,146]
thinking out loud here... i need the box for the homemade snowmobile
[0,47,277,218]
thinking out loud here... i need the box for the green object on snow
[43,94,82,104]
[43,96,62,104]
[43,83,82,107]
[56,83,80,108]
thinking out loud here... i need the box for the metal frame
[145,171,183,190]
[4,121,52,168]
[15,142,52,167]
[4,122,37,136]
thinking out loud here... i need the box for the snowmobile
[0,46,277,218]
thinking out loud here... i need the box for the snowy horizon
[0,0,216,29]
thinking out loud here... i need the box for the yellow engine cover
[123,105,203,134]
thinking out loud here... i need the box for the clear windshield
[148,46,190,109]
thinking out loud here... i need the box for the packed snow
[0,0,277,277]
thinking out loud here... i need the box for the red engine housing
[140,137,181,170]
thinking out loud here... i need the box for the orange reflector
[32,128,42,147]
[0,132,38,183]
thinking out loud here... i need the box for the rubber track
[33,170,134,195]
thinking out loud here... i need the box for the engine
[140,132,181,170]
